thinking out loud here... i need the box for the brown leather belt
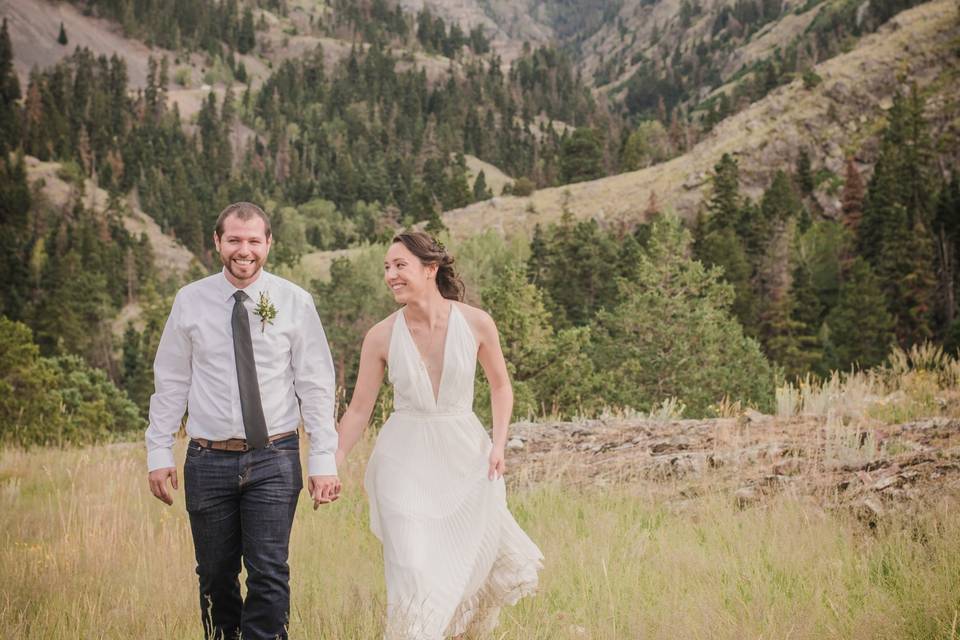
[191,430,298,452]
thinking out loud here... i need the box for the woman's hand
[488,445,505,481]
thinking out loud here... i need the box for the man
[146,202,340,639]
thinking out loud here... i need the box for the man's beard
[221,254,263,281]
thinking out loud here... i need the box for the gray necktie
[231,290,269,449]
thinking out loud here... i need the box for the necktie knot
[233,290,247,303]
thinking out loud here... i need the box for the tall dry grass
[776,343,960,423]
[1,432,959,639]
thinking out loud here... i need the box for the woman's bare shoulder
[364,310,401,348]
[453,301,496,337]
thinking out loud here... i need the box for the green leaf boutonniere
[255,291,278,333]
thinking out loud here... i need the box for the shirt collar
[219,268,272,304]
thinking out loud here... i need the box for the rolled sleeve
[145,292,192,472]
[291,293,338,477]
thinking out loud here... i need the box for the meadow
[2,429,959,639]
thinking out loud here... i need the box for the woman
[334,231,543,639]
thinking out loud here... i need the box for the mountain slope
[441,0,960,240]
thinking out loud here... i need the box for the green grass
[1,438,959,638]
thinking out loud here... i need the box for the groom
[145,202,340,639]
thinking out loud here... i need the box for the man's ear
[213,231,221,253]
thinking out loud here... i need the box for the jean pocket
[186,442,205,459]
[268,437,300,454]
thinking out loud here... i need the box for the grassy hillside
[441,0,960,240]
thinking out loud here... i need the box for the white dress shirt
[145,268,338,477]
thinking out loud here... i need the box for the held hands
[309,475,341,510]
[488,445,506,481]
[148,467,178,505]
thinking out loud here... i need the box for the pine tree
[121,323,153,412]
[755,175,800,311]
[559,128,603,184]
[796,149,814,195]
[238,7,256,54]
[590,215,775,416]
[822,258,895,371]
[933,176,960,335]
[479,264,593,418]
[705,153,741,232]
[57,22,68,46]
[791,259,823,331]
[0,19,20,154]
[761,170,802,223]
[0,154,32,320]
[472,169,492,202]
[442,153,472,210]
[761,292,821,380]
[856,89,938,346]
[145,56,159,120]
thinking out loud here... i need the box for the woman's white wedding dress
[364,303,543,639]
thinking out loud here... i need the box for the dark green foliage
[313,254,395,400]
[12,31,615,259]
[559,128,603,184]
[237,7,256,54]
[479,264,595,419]
[57,22,68,46]
[509,178,536,197]
[705,154,741,231]
[761,296,821,381]
[508,47,599,127]
[590,216,776,415]
[822,258,896,371]
[0,316,142,447]
[526,211,626,328]
[121,310,164,414]
[695,224,757,331]
[802,69,822,90]
[0,19,20,154]
[796,149,814,195]
[0,154,32,321]
[761,170,803,222]
[0,151,156,389]
[472,170,493,202]
[858,90,937,346]
[933,176,960,333]
[416,8,466,56]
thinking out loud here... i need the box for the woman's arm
[474,309,513,480]
[336,321,389,465]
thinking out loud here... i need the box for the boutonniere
[255,291,278,333]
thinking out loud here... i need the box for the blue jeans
[183,434,303,640]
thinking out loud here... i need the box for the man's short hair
[215,202,272,239]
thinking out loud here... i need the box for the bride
[333,231,543,639]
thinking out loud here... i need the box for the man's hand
[148,467,178,505]
[309,475,341,510]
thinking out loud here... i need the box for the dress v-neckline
[400,302,455,407]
